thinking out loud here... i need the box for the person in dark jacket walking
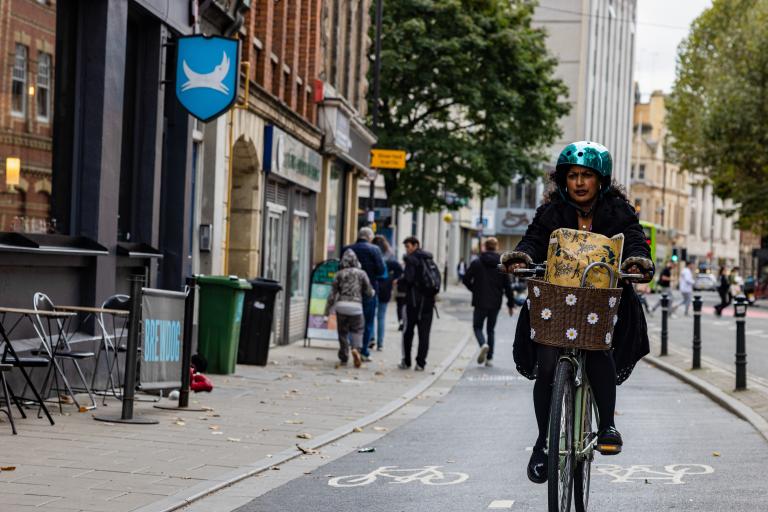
[342,227,386,361]
[501,141,654,485]
[398,236,436,371]
[462,237,515,367]
[714,266,731,316]
[372,236,403,351]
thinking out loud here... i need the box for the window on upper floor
[11,44,28,117]
[37,52,52,122]
[638,164,645,179]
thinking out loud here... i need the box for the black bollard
[734,295,748,390]
[660,293,669,356]
[95,275,158,424]
[692,295,702,369]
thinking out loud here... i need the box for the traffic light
[671,248,679,262]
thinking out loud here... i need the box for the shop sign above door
[175,35,240,122]
[264,125,323,192]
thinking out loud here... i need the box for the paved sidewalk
[647,334,768,442]
[0,287,473,512]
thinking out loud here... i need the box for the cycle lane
[206,312,768,512]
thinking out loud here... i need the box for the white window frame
[36,52,51,122]
[11,44,28,118]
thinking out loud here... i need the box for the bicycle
[513,262,643,512]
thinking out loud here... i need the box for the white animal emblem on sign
[181,52,230,94]
[328,466,468,487]
[595,464,714,484]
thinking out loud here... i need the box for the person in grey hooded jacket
[325,249,375,367]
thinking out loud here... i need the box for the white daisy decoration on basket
[587,312,599,325]
[533,286,541,298]
[605,332,612,345]
[609,296,617,308]
[530,328,536,340]
[541,308,553,320]
[566,328,578,341]
[565,294,578,306]
[613,315,618,326]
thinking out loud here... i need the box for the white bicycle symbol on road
[595,464,714,484]
[328,466,469,487]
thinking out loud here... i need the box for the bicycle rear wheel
[548,360,575,512]
[574,388,595,512]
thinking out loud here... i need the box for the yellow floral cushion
[544,228,624,289]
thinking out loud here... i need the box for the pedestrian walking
[456,258,467,284]
[325,249,375,368]
[729,266,744,298]
[714,266,731,316]
[398,236,441,371]
[462,237,514,368]
[372,235,403,351]
[650,261,675,313]
[676,261,695,316]
[342,227,386,361]
[635,282,653,316]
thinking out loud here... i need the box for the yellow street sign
[371,149,406,170]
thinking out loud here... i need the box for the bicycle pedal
[596,444,622,455]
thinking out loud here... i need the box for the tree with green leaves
[370,0,569,211]
[666,0,768,231]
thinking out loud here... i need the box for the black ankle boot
[527,447,548,484]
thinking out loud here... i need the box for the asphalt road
[645,291,768,385]
[235,307,768,512]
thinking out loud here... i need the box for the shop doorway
[264,188,289,344]
[227,136,261,278]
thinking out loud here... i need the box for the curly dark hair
[543,169,631,207]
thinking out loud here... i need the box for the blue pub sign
[175,35,240,122]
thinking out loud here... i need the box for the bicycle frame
[558,349,598,463]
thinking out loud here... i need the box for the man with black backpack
[398,236,440,371]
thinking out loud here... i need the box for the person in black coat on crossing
[462,237,515,367]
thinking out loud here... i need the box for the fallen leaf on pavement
[211,431,223,435]
[0,466,16,471]
[373,427,388,432]
[297,444,319,455]
[297,433,313,439]
[209,425,220,430]
[227,438,241,443]
[713,452,721,457]
[285,420,304,425]
[175,421,186,426]
[271,466,280,471]
[374,371,385,376]
[352,427,363,433]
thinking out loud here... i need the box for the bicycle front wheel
[574,388,595,512]
[548,360,575,512]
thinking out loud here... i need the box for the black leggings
[533,344,616,449]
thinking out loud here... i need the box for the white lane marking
[328,466,469,487]
[488,500,515,509]
[746,330,764,335]
[712,321,730,326]
[595,464,714,484]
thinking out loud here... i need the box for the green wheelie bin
[197,275,252,374]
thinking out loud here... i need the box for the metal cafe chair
[0,308,56,426]
[91,294,130,403]
[32,293,97,412]
[0,363,17,434]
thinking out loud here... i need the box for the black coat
[511,193,653,385]
[462,251,515,310]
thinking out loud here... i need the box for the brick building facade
[0,0,56,233]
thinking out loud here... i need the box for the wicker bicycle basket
[527,279,622,350]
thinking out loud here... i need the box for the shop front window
[2,4,57,233]
[291,211,311,299]
[326,164,346,259]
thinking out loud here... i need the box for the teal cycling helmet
[555,141,613,202]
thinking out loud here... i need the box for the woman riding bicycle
[500,141,654,485]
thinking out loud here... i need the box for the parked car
[693,273,718,291]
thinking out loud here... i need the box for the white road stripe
[488,500,515,509]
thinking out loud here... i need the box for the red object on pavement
[190,368,213,393]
